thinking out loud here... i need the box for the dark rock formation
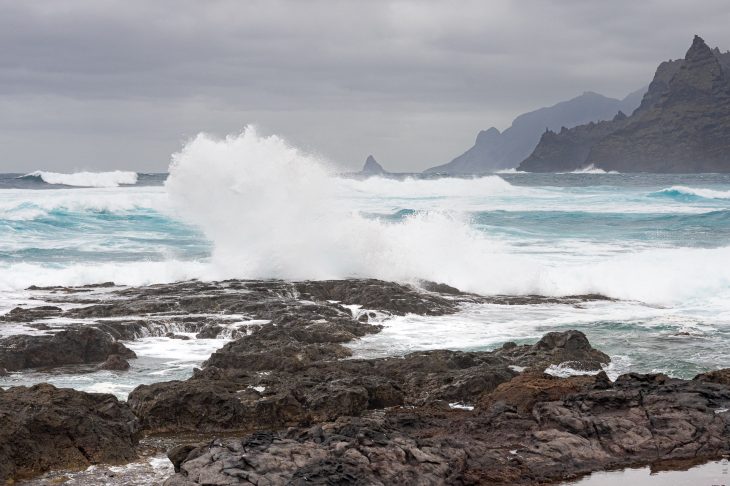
[163,371,730,485]
[0,326,136,371]
[97,354,131,371]
[0,305,62,322]
[425,89,644,173]
[520,35,730,172]
[8,278,728,484]
[0,384,139,482]
[128,318,606,433]
[359,155,387,175]
[493,330,610,372]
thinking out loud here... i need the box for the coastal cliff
[424,90,643,174]
[520,36,730,173]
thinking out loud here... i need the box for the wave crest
[652,185,730,201]
[21,170,138,188]
[560,164,619,174]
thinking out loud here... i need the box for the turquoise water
[2,170,730,385]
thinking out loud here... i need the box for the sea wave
[494,168,527,174]
[20,170,139,188]
[0,188,167,221]
[652,185,730,201]
[159,126,730,306]
[560,164,619,174]
[339,174,523,198]
[0,260,209,292]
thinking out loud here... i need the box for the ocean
[2,129,730,399]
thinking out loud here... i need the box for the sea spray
[165,127,517,284]
[164,126,730,305]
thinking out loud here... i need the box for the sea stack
[360,155,387,175]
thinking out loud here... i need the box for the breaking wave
[561,164,619,174]
[20,170,139,188]
[163,126,730,305]
[652,185,730,201]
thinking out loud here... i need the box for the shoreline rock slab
[163,371,730,485]
[0,326,136,371]
[0,383,140,482]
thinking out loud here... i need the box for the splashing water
[164,126,730,305]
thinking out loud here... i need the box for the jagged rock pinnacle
[361,155,386,175]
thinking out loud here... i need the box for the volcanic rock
[0,305,62,322]
[0,326,136,371]
[359,155,387,175]
[97,354,131,371]
[163,370,730,485]
[0,384,139,482]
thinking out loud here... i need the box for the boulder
[0,384,139,482]
[493,330,610,371]
[0,326,136,371]
[97,354,131,371]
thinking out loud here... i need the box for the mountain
[519,36,730,173]
[359,155,387,175]
[423,89,645,174]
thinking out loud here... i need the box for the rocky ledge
[0,326,136,371]
[0,383,139,481]
[1,278,729,484]
[164,371,730,485]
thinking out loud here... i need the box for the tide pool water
[1,127,730,395]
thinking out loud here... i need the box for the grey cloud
[0,0,729,172]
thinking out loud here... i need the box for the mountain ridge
[423,89,644,174]
[519,35,730,173]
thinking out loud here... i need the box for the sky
[1,0,729,173]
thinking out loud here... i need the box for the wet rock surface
[0,326,137,371]
[0,305,63,322]
[3,278,729,484]
[164,372,730,485]
[126,282,608,435]
[97,353,131,371]
[0,383,140,482]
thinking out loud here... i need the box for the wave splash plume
[165,126,730,305]
[21,170,138,188]
[165,126,506,285]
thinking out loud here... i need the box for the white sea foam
[339,174,522,198]
[0,260,209,292]
[562,164,619,174]
[163,126,730,306]
[23,170,138,187]
[655,185,730,200]
[494,168,526,174]
[2,126,729,306]
[0,187,167,221]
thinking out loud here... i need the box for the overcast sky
[1,0,729,173]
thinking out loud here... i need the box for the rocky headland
[425,90,644,174]
[519,35,730,173]
[1,279,729,484]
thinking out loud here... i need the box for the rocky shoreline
[1,279,729,484]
